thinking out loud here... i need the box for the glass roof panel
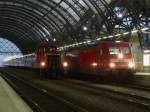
[60,2,80,21]
[56,6,76,25]
[82,0,98,14]
[51,10,66,24]
[52,0,62,4]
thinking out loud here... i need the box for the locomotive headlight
[63,61,68,68]
[128,62,135,68]
[41,62,46,67]
[118,54,123,59]
[109,62,115,68]
[91,62,98,67]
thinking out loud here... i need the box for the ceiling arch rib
[27,0,66,29]
[0,27,25,44]
[15,0,80,43]
[0,25,27,39]
[0,1,65,36]
[0,8,66,43]
[47,0,78,24]
[0,28,29,53]
[0,25,39,49]
[63,0,87,19]
[7,5,63,33]
[82,0,98,14]
[33,0,76,28]
[0,6,54,41]
[8,0,75,40]
[0,15,43,42]
[0,0,116,54]
[0,5,61,49]
[0,31,28,53]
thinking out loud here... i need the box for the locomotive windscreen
[109,47,131,54]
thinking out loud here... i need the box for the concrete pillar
[129,32,143,71]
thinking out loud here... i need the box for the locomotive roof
[96,41,130,46]
[66,41,130,51]
[98,41,128,43]
[37,43,57,49]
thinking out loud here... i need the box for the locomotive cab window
[109,47,130,54]
[120,47,130,54]
[109,47,120,54]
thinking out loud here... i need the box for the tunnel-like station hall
[0,0,149,112]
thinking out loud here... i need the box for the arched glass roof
[0,38,21,53]
[0,0,149,54]
[0,37,22,66]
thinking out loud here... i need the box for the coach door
[47,54,60,72]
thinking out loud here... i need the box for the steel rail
[0,71,89,112]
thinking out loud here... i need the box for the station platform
[135,72,150,76]
[0,76,33,112]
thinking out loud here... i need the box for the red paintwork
[35,43,59,68]
[64,41,135,75]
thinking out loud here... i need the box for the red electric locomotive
[35,43,62,76]
[62,41,135,77]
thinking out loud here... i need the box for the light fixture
[115,34,121,37]
[141,27,149,31]
[108,35,113,38]
[117,13,123,18]
[83,26,88,31]
[96,38,101,40]
[46,38,49,42]
[123,32,130,35]
[131,30,138,34]
[53,38,56,42]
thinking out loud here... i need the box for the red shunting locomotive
[35,43,62,75]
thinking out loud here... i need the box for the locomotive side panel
[63,41,136,77]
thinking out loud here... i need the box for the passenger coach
[4,43,62,77]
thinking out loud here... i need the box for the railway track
[66,78,150,92]
[44,79,150,110]
[113,82,150,92]
[1,69,150,112]
[0,72,89,112]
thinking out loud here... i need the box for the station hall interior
[0,0,148,71]
[0,0,150,112]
